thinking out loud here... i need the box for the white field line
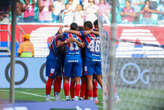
[0,89,53,99]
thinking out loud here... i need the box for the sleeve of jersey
[79,31,85,41]
[62,33,67,41]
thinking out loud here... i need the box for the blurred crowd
[0,5,10,23]
[15,0,110,25]
[1,0,164,25]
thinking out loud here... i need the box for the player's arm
[83,30,99,36]
[91,30,99,36]
[57,39,70,47]
[70,37,85,48]
[56,34,71,47]
[64,30,81,36]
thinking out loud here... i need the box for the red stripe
[68,33,73,38]
[90,33,96,39]
[67,33,73,47]
[86,36,91,43]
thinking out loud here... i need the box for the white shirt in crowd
[84,3,98,23]
[63,4,74,25]
[53,1,65,15]
[74,11,84,26]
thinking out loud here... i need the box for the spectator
[16,0,24,22]
[157,0,164,24]
[132,0,144,12]
[63,0,74,25]
[74,4,84,26]
[0,8,9,23]
[120,0,136,24]
[98,0,111,24]
[52,0,65,23]
[22,0,35,22]
[38,0,53,23]
[84,0,98,23]
[18,34,34,57]
[140,0,162,24]
[82,0,88,7]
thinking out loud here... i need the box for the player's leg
[80,76,87,100]
[93,78,99,104]
[45,60,56,101]
[46,77,54,101]
[73,61,82,101]
[85,60,94,100]
[86,74,93,100]
[95,62,103,88]
[70,77,75,100]
[74,76,81,101]
[85,88,89,100]
[54,76,62,100]
[64,77,70,101]
[63,60,72,101]
[96,75,103,88]
[53,59,63,100]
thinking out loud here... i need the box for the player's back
[47,36,60,60]
[63,33,82,60]
[82,32,101,61]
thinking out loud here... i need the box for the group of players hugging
[45,19,120,104]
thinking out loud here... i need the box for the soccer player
[63,23,85,101]
[94,19,120,103]
[45,27,65,101]
[92,20,101,104]
[65,21,102,101]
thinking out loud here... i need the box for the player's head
[70,23,78,30]
[94,19,98,29]
[83,21,93,30]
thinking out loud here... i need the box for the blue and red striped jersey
[47,34,63,60]
[63,33,83,56]
[80,31,101,61]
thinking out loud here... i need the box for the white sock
[74,96,78,101]
[66,96,69,100]
[90,97,93,100]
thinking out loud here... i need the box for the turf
[0,88,103,110]
[0,88,164,110]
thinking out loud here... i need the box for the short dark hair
[70,23,78,30]
[84,21,93,29]
[94,19,98,27]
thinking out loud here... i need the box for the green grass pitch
[0,88,103,110]
[0,88,164,110]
